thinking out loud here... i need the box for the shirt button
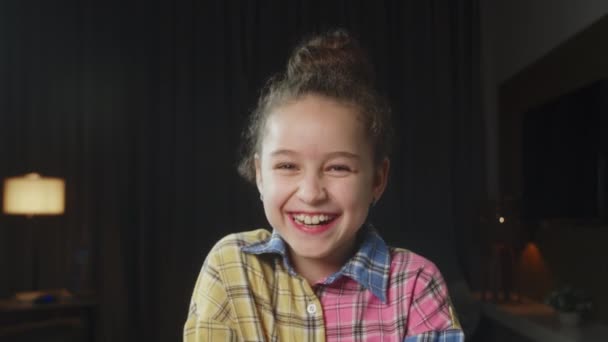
[307,303,317,315]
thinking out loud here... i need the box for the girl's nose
[297,174,327,204]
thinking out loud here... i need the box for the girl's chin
[289,245,330,260]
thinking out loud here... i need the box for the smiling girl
[184,30,464,341]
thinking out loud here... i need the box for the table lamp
[3,173,65,216]
[2,172,65,301]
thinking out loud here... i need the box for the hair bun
[287,29,375,85]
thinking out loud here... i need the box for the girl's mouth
[289,213,339,234]
[292,213,335,225]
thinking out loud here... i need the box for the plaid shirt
[184,228,464,342]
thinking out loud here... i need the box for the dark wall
[0,1,483,340]
[498,14,608,325]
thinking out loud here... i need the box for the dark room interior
[1,1,607,341]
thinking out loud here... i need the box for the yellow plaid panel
[184,229,326,342]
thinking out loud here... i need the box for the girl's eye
[275,163,297,170]
[327,165,352,172]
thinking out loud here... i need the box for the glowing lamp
[3,173,65,216]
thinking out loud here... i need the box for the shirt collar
[241,225,391,303]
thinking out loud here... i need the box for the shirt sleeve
[404,329,465,342]
[183,250,238,342]
[405,261,464,340]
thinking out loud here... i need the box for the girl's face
[255,94,389,270]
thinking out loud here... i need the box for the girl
[184,30,464,341]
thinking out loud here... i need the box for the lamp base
[15,288,72,303]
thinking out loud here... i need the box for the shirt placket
[298,276,325,342]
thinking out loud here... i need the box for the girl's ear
[372,158,390,203]
[254,154,263,193]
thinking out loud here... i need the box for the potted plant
[545,285,592,327]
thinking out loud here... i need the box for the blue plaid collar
[241,225,391,303]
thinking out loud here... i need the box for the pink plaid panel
[320,249,458,341]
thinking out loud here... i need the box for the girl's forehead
[269,95,361,125]
[260,95,372,156]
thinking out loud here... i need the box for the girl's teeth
[294,214,332,225]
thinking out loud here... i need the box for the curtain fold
[0,1,483,340]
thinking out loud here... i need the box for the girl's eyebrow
[325,151,360,160]
[270,149,360,160]
[269,149,297,157]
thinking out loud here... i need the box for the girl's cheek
[269,177,298,195]
[337,178,372,202]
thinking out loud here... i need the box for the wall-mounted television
[522,80,608,222]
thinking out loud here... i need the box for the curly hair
[237,29,393,183]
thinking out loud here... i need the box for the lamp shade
[2,173,65,215]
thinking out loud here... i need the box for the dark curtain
[0,1,483,341]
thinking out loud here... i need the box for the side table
[0,295,97,342]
